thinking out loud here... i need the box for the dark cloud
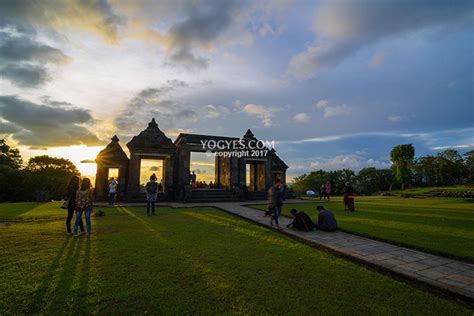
[114,80,197,134]
[0,0,125,43]
[288,0,473,80]
[0,95,101,147]
[0,32,69,63]
[0,29,70,88]
[0,63,50,88]
[164,0,239,69]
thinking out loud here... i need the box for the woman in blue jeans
[74,178,94,236]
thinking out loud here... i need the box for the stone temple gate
[95,118,288,202]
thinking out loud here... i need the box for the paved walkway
[97,199,474,302]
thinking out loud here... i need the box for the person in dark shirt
[65,175,84,236]
[287,208,315,232]
[343,182,355,212]
[315,205,338,232]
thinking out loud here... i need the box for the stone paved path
[97,199,474,301]
[213,201,474,302]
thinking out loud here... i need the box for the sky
[0,0,473,181]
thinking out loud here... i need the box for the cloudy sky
[0,0,473,180]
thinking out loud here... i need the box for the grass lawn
[251,198,474,260]
[0,202,471,315]
[389,185,474,196]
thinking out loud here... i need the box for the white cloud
[430,144,474,151]
[315,99,351,118]
[205,104,220,118]
[293,112,310,123]
[310,154,391,171]
[241,103,282,127]
[388,115,403,122]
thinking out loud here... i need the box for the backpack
[76,190,90,212]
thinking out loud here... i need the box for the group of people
[267,179,338,232]
[287,206,338,232]
[189,170,215,189]
[192,180,215,189]
[65,176,94,237]
[319,180,332,200]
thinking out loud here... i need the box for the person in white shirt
[108,177,118,207]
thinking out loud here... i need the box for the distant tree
[464,150,474,183]
[23,155,80,201]
[356,168,394,194]
[0,139,24,201]
[436,150,466,185]
[0,139,23,169]
[27,155,79,174]
[390,144,415,189]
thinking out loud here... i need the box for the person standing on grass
[315,205,337,232]
[108,177,118,207]
[319,183,325,200]
[146,174,158,216]
[343,182,355,212]
[66,175,84,236]
[74,178,93,237]
[268,179,284,229]
[324,180,331,200]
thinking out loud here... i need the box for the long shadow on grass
[103,207,258,314]
[27,237,71,313]
[45,238,83,313]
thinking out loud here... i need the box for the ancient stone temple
[94,118,288,202]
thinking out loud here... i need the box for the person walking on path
[343,182,355,212]
[108,177,118,207]
[146,175,158,216]
[268,179,284,229]
[324,180,331,200]
[74,178,93,237]
[315,205,338,232]
[66,175,84,236]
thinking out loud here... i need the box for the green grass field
[389,185,473,196]
[251,198,474,260]
[0,202,471,314]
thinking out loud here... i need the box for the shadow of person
[29,237,71,313]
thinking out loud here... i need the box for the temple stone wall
[95,119,288,201]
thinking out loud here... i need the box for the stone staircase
[412,190,443,199]
[247,191,267,200]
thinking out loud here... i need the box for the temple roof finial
[148,118,158,128]
[244,129,254,139]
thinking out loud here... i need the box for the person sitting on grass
[287,208,315,232]
[315,205,337,232]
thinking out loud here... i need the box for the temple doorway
[108,168,119,180]
[190,152,215,187]
[139,159,164,191]
[245,161,266,191]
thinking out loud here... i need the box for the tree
[0,139,23,169]
[23,155,80,201]
[390,144,415,190]
[356,168,394,194]
[0,139,24,201]
[465,150,474,183]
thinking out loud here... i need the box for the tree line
[0,139,80,202]
[292,144,474,196]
